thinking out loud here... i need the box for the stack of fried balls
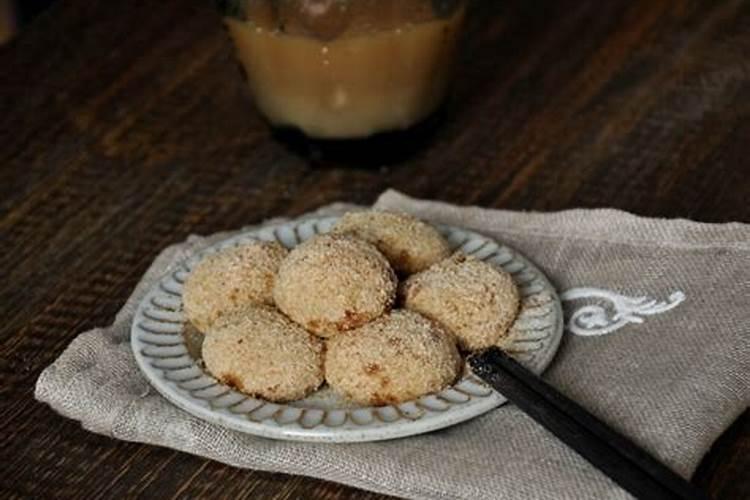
[183,211,520,405]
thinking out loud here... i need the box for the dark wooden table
[2,0,748,498]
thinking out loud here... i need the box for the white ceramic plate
[131,216,563,442]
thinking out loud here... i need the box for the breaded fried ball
[331,211,451,275]
[402,253,520,351]
[202,305,324,402]
[183,241,288,332]
[274,234,397,337]
[325,310,461,406]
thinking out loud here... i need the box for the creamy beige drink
[226,6,464,139]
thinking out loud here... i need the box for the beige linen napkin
[36,190,749,500]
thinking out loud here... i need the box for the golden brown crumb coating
[325,310,461,405]
[202,305,324,402]
[331,211,451,275]
[183,241,288,332]
[402,253,520,351]
[273,234,397,337]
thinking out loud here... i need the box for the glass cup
[218,0,467,139]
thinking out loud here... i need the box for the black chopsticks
[468,348,708,500]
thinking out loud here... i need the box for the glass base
[270,106,447,168]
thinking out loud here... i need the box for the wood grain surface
[1,0,748,498]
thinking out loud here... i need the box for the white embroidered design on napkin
[560,288,686,336]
